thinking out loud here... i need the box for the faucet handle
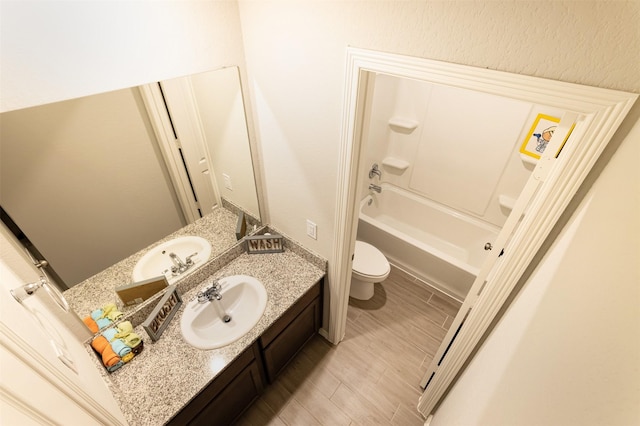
[210,279,221,291]
[185,252,198,265]
[196,291,208,303]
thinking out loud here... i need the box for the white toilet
[350,240,391,300]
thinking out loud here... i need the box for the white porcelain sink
[131,236,212,284]
[180,275,268,350]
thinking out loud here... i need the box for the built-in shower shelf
[382,157,410,173]
[520,153,538,166]
[388,117,419,132]
[499,194,517,211]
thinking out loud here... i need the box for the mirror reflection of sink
[131,236,212,284]
[180,275,268,350]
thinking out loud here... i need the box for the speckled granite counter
[92,248,325,425]
[63,202,326,424]
[64,207,243,319]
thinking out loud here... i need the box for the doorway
[328,47,637,418]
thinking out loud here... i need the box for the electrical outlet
[222,173,233,190]
[306,220,317,240]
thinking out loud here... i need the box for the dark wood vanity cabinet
[167,343,265,426]
[259,279,323,383]
[167,278,323,425]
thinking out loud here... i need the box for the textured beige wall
[236,3,639,420]
[0,1,637,419]
[431,117,640,426]
[237,0,640,258]
[0,1,246,112]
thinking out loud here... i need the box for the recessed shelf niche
[388,117,419,133]
[381,157,410,173]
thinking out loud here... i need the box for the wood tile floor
[237,265,462,425]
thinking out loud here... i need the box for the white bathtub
[357,184,500,301]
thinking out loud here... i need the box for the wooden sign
[246,234,285,254]
[235,212,247,240]
[115,275,168,306]
[142,285,182,342]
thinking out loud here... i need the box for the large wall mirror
[0,66,261,289]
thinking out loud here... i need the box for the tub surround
[358,183,499,300]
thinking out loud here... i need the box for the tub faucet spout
[369,184,382,193]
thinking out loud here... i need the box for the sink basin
[132,236,212,284]
[180,275,268,350]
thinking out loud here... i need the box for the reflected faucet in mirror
[169,252,197,275]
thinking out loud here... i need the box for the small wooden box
[115,276,168,306]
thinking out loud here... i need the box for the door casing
[329,47,637,417]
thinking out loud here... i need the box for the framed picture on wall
[519,113,561,160]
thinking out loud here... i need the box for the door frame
[328,47,637,416]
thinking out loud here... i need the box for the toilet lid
[353,241,390,278]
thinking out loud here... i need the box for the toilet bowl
[350,240,390,300]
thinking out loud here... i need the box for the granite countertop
[64,207,243,319]
[68,204,327,425]
[93,248,325,426]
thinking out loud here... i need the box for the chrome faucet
[197,280,223,303]
[169,252,198,275]
[369,163,382,179]
[369,183,382,193]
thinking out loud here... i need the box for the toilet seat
[353,241,390,279]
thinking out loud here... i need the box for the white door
[139,79,221,223]
[418,112,580,388]
[159,77,221,216]
[0,223,127,425]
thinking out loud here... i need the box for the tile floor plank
[237,265,460,425]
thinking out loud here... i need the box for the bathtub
[357,184,500,301]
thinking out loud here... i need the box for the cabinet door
[168,344,263,426]
[189,360,264,426]
[262,297,321,382]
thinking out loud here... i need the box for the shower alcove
[330,47,637,420]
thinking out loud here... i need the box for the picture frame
[519,113,561,160]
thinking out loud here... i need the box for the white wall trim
[0,385,57,426]
[328,58,371,344]
[0,323,126,426]
[331,47,637,414]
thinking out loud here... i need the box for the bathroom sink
[180,275,268,350]
[131,236,212,284]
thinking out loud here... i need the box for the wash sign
[246,235,285,254]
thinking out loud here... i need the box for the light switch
[223,173,233,190]
[306,220,317,240]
